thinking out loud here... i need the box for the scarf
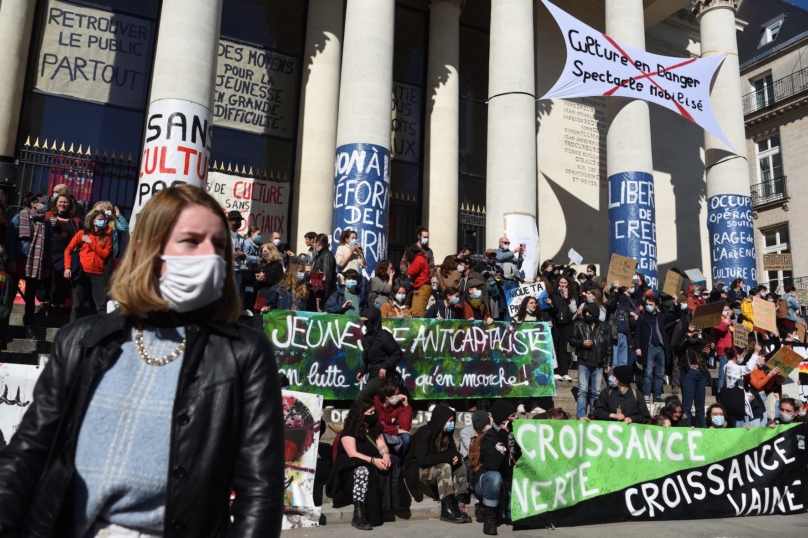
[19,209,47,280]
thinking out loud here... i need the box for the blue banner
[608,171,658,290]
[332,143,391,279]
[707,194,757,289]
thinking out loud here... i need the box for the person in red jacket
[405,245,432,318]
[64,210,112,322]
[711,304,735,395]
[373,378,413,460]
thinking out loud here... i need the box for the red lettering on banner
[140,147,159,177]
[159,146,176,174]
[177,146,195,175]
[232,181,286,205]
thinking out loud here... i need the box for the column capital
[692,0,739,20]
[429,0,464,9]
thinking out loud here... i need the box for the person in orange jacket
[64,209,112,322]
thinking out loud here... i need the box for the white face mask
[272,238,281,246]
[389,395,400,406]
[421,237,428,245]
[159,254,227,313]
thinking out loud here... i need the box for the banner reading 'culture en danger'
[512,421,808,527]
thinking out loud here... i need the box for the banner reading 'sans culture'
[206,171,290,241]
[540,0,734,152]
[512,421,808,527]
[265,310,556,400]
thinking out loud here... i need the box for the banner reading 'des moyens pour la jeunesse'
[205,171,290,241]
[264,310,556,400]
[511,421,808,527]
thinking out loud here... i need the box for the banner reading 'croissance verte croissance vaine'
[512,421,808,526]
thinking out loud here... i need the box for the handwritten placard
[684,268,706,283]
[753,297,778,334]
[691,301,727,330]
[505,281,548,317]
[568,248,583,266]
[732,324,748,350]
[763,253,792,272]
[766,346,804,377]
[662,270,683,298]
[266,310,557,400]
[606,253,637,288]
[206,171,289,240]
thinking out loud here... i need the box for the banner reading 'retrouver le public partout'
[265,310,557,400]
[708,195,757,290]
[512,421,808,527]
[608,172,658,290]
[332,144,391,280]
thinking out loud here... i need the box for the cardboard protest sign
[766,346,804,377]
[568,248,583,266]
[206,171,289,240]
[505,281,548,318]
[684,268,706,283]
[0,364,42,443]
[511,421,808,526]
[691,301,727,330]
[266,310,557,400]
[281,390,323,529]
[732,324,748,350]
[753,297,778,334]
[763,253,792,272]
[538,0,734,152]
[606,253,637,288]
[661,269,683,298]
[36,0,154,109]
[215,39,298,139]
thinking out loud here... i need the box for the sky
[785,0,808,12]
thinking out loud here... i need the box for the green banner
[511,420,808,526]
[264,310,556,400]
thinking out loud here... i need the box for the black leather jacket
[0,311,284,538]
[569,319,614,368]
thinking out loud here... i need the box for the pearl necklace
[135,324,186,366]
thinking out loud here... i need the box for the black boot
[451,495,472,523]
[482,506,498,536]
[351,501,373,531]
[474,503,486,523]
[440,495,466,523]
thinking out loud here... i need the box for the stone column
[291,0,344,254]
[485,0,537,249]
[423,0,462,261]
[605,0,658,290]
[694,0,757,289]
[133,0,223,221]
[0,0,36,181]
[332,0,395,277]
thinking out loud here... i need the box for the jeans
[577,364,603,418]
[474,471,509,516]
[642,344,665,401]
[398,433,411,460]
[501,279,519,321]
[609,333,629,387]
[70,273,107,323]
[680,367,706,428]
[716,355,728,393]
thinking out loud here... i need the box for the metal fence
[743,67,808,115]
[387,192,420,266]
[750,175,787,208]
[458,204,486,254]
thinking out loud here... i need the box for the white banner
[133,99,212,223]
[0,364,43,444]
[36,0,154,109]
[505,213,540,283]
[281,390,323,529]
[206,171,290,241]
[540,0,734,152]
[214,39,298,139]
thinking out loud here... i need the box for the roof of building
[738,0,808,66]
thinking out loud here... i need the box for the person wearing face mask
[63,210,111,323]
[356,306,404,399]
[687,285,706,315]
[254,243,285,295]
[263,259,312,318]
[0,186,285,536]
[675,324,713,427]
[44,193,81,314]
[739,287,758,331]
[706,403,728,428]
[374,379,412,460]
[369,260,395,308]
[513,296,539,324]
[578,264,599,295]
[633,296,671,404]
[550,276,577,381]
[605,283,639,387]
[466,276,493,324]
[310,233,337,300]
[91,201,129,279]
[475,249,503,320]
[782,285,802,328]
[403,404,469,524]
[594,365,651,424]
[723,345,766,428]
[570,303,613,418]
[325,268,365,316]
[494,237,523,322]
[336,229,367,277]
[711,305,736,396]
[327,398,408,530]
[381,284,412,318]
[768,398,800,427]
[399,226,436,288]
[436,255,463,294]
[226,211,248,311]
[426,287,473,320]
[239,227,262,314]
[459,410,491,480]
[472,399,520,535]
[405,245,434,318]
[667,299,692,394]
[5,192,53,337]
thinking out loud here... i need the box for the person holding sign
[570,303,613,418]
[634,296,670,404]
[712,305,736,395]
[723,345,765,428]
[739,288,758,331]
[687,284,706,315]
[335,229,368,274]
[676,324,713,428]
[494,237,523,322]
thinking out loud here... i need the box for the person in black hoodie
[357,306,404,399]
[403,404,469,524]
[594,365,651,423]
[472,399,520,536]
[633,295,670,404]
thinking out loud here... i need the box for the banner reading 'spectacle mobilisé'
[512,420,808,527]
[265,310,556,400]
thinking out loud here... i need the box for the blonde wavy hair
[109,186,240,324]
[259,242,282,264]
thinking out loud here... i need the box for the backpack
[468,434,484,474]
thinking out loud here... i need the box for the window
[761,225,791,291]
[759,20,783,47]
[756,134,782,183]
[752,74,775,109]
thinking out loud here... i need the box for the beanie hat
[471,410,491,432]
[582,303,600,319]
[612,365,633,385]
[489,399,517,424]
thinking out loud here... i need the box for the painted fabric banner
[512,421,808,527]
[36,0,155,109]
[708,194,757,290]
[608,171,658,290]
[215,39,298,139]
[0,364,42,445]
[332,144,391,279]
[539,0,734,152]
[206,171,289,241]
[282,390,323,529]
[265,310,556,400]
